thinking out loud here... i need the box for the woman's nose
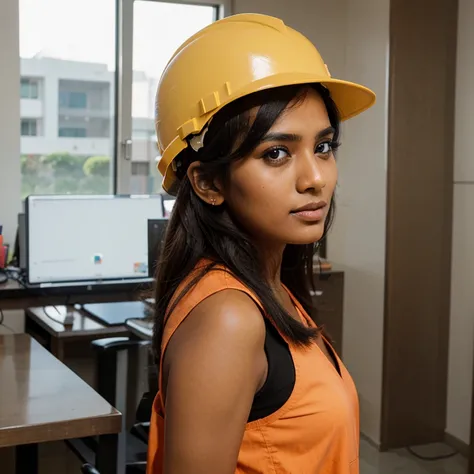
[295,149,326,193]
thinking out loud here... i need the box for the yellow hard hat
[156,13,376,193]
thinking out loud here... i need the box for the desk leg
[96,434,124,474]
[16,443,38,474]
[51,338,65,362]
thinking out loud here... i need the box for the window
[20,78,39,99]
[18,0,225,199]
[58,127,87,138]
[59,91,87,109]
[69,92,87,108]
[21,119,38,136]
[129,1,218,194]
[19,0,116,198]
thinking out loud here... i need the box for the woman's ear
[187,162,224,206]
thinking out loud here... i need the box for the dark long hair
[153,84,340,358]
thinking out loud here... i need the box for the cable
[0,267,28,287]
[406,446,458,461]
[7,268,28,288]
[43,306,68,325]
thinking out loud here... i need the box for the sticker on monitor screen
[134,262,147,274]
[163,198,175,218]
[93,253,103,265]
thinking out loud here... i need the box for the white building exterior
[20,56,158,167]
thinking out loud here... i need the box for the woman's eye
[263,147,289,161]
[316,141,332,155]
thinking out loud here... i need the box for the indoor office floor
[360,439,467,473]
[6,438,467,473]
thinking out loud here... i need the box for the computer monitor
[26,195,163,285]
[147,219,168,278]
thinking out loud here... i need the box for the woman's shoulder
[176,288,266,348]
[162,259,265,351]
[172,259,256,308]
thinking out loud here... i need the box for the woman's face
[223,88,338,248]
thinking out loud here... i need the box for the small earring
[210,198,216,206]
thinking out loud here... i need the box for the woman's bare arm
[162,289,267,474]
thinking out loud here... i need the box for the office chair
[73,337,153,474]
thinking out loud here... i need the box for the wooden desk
[25,306,129,361]
[0,279,151,311]
[126,318,153,341]
[0,334,122,474]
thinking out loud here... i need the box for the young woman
[147,13,375,474]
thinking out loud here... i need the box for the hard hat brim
[161,74,376,194]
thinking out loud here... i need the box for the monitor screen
[26,195,163,284]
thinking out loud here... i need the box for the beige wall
[0,0,22,338]
[0,0,21,247]
[234,0,390,446]
[328,0,390,445]
[447,0,474,445]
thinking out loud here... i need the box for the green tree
[41,152,86,178]
[83,155,110,178]
[21,154,41,175]
[80,176,110,194]
[20,154,53,198]
[54,177,81,194]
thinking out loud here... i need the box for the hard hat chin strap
[189,122,211,153]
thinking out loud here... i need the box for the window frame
[116,0,230,194]
[20,118,38,137]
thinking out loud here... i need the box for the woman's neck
[256,241,285,291]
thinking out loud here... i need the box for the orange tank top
[147,266,360,474]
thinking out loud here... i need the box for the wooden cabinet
[310,271,344,356]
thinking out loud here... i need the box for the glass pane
[20,79,29,98]
[20,120,28,136]
[30,81,38,99]
[19,0,116,198]
[131,1,217,195]
[69,91,88,109]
